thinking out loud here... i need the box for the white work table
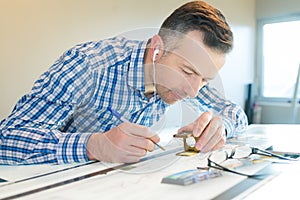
[1,124,300,200]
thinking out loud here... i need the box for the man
[0,1,248,165]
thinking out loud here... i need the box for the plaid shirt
[0,36,248,165]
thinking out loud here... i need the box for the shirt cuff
[222,117,234,138]
[56,132,93,164]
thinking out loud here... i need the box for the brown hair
[158,1,233,54]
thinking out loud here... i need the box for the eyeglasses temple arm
[207,159,264,178]
[252,147,297,161]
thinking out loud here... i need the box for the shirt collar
[128,39,148,92]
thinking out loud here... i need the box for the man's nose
[185,78,206,98]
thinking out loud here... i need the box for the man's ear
[150,34,164,62]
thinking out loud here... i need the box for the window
[257,15,300,101]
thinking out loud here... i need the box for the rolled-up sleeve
[0,48,95,165]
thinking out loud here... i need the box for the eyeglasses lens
[209,151,227,164]
[232,146,252,159]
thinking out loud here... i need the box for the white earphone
[153,48,160,62]
[152,48,159,93]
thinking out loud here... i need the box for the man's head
[147,1,233,105]
[158,0,233,55]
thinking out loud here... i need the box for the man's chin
[167,100,177,105]
[157,90,181,104]
[161,97,178,105]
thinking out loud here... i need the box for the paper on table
[0,163,82,183]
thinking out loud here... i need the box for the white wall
[0,0,255,120]
[256,0,300,19]
[207,0,255,109]
[255,0,300,124]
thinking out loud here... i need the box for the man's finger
[119,122,159,139]
[177,123,194,133]
[193,111,213,137]
[200,126,225,152]
[130,136,156,152]
[149,134,160,144]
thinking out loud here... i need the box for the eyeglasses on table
[197,145,299,178]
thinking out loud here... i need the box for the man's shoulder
[73,36,141,55]
[70,36,143,68]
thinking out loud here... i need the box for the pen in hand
[107,107,165,151]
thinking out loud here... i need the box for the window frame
[256,13,300,103]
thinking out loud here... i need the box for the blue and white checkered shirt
[0,36,248,165]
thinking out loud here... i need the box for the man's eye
[183,69,193,75]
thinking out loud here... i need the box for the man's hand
[177,111,226,152]
[86,122,160,163]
